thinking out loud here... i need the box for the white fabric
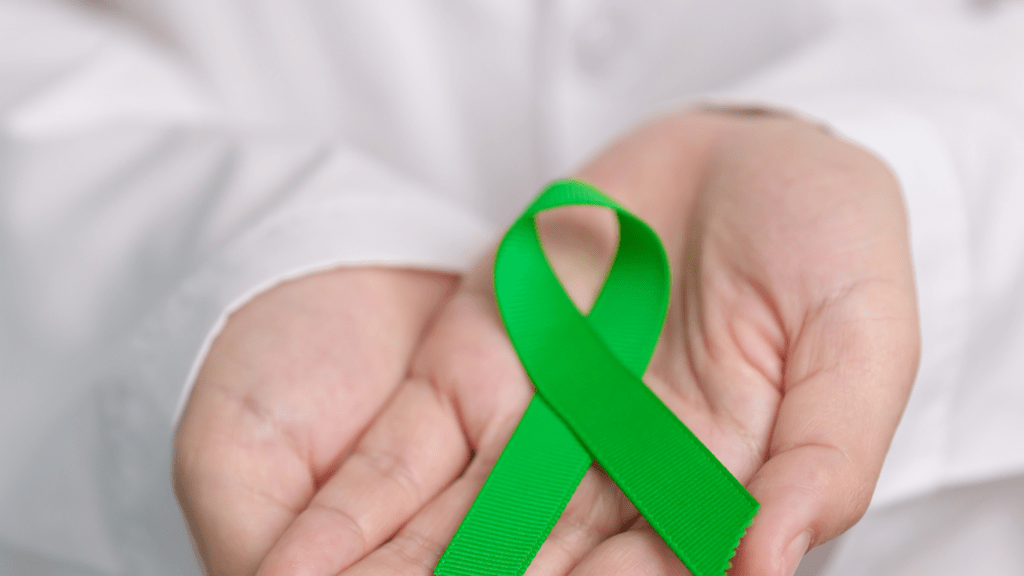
[1,0,1022,574]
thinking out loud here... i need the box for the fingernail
[783,530,812,576]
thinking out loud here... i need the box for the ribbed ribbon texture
[435,180,759,576]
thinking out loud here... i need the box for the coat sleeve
[713,1,1024,508]
[0,2,496,426]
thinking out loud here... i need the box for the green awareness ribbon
[435,180,758,576]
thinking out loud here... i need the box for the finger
[256,377,470,576]
[731,285,920,576]
[568,520,690,576]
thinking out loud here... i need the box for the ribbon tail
[435,395,591,576]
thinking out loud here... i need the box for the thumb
[730,284,919,576]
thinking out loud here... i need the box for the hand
[173,267,457,576]
[249,109,920,576]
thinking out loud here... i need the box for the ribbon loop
[435,180,758,576]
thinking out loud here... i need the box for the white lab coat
[1,0,1022,574]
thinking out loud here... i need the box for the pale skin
[174,109,921,576]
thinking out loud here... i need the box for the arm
[0,7,491,573]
